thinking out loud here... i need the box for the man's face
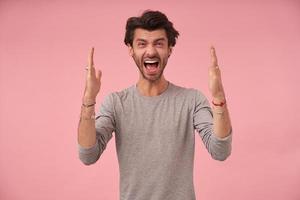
[128,28,172,82]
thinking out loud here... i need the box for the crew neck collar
[134,81,172,100]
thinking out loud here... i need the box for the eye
[137,42,146,47]
[155,42,164,47]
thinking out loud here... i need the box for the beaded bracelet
[212,99,226,107]
[82,102,96,108]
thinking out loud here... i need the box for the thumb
[96,70,102,81]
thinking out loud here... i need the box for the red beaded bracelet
[212,99,226,107]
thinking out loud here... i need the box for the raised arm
[194,46,232,161]
[77,47,102,165]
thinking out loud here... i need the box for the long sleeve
[193,90,232,161]
[78,94,116,165]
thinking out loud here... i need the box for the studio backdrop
[0,0,299,199]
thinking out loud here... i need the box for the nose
[145,45,157,57]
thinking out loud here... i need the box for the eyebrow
[153,38,167,42]
[136,37,167,43]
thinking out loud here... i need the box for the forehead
[133,28,167,42]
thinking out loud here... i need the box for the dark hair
[124,10,179,47]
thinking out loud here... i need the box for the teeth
[144,60,158,64]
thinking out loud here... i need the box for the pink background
[1,0,300,199]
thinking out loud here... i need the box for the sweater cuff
[213,128,232,141]
[77,141,98,154]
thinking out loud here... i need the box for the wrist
[80,108,95,120]
[82,96,96,104]
[212,92,226,107]
[81,96,96,110]
[212,101,227,115]
[212,97,226,106]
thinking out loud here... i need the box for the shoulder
[104,85,135,103]
[169,82,207,101]
[98,86,134,113]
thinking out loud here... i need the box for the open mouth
[144,60,159,74]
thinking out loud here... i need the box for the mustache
[143,56,160,61]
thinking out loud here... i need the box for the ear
[168,47,173,57]
[127,44,133,57]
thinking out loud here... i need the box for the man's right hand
[83,47,102,102]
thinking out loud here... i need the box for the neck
[136,76,169,97]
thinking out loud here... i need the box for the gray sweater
[78,82,232,200]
